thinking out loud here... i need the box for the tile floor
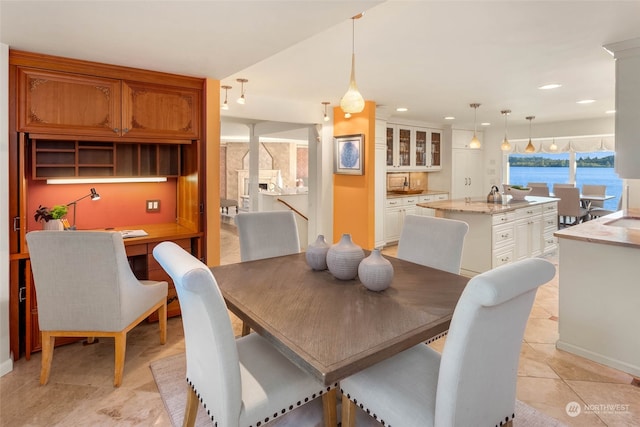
[1,218,638,426]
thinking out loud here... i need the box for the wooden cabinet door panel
[17,68,121,137]
[122,81,200,140]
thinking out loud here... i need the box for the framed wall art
[334,134,364,175]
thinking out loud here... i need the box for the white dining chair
[153,241,335,427]
[339,258,556,427]
[235,210,301,335]
[235,210,301,262]
[26,231,168,387]
[396,215,468,274]
[553,186,588,227]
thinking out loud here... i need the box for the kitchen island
[554,209,640,376]
[417,196,558,276]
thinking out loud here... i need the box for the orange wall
[205,78,221,266]
[28,179,177,232]
[332,101,376,249]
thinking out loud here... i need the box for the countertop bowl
[504,185,532,201]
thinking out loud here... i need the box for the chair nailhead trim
[187,377,336,427]
[343,392,391,427]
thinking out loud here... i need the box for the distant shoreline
[510,155,614,168]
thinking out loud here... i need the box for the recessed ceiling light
[605,110,616,114]
[396,107,408,112]
[577,99,595,104]
[539,83,562,90]
[481,122,491,126]
[444,116,455,120]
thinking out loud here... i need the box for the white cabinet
[444,200,556,276]
[386,124,441,171]
[514,206,543,260]
[452,148,483,199]
[384,193,448,242]
[605,38,640,179]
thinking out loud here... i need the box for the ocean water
[509,166,622,211]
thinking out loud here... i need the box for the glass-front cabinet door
[386,124,442,170]
[415,129,427,167]
[398,127,411,167]
[386,127,394,167]
[430,131,441,169]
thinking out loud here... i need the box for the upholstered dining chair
[396,215,469,274]
[235,210,301,335]
[527,182,550,197]
[553,185,588,227]
[340,258,556,427]
[582,184,607,208]
[153,241,335,427]
[25,231,167,387]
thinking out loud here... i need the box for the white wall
[1,43,13,376]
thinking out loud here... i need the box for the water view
[509,166,622,211]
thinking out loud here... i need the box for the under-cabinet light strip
[47,177,168,184]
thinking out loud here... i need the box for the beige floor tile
[518,343,560,379]
[529,343,635,384]
[523,317,560,344]
[516,377,606,426]
[566,380,640,427]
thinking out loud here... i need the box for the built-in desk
[17,223,202,360]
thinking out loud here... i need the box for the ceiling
[2,1,640,138]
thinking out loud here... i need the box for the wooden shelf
[31,138,180,179]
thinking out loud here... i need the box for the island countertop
[417,196,558,214]
[554,209,640,249]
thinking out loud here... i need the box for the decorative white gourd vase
[326,234,365,280]
[306,234,330,270]
[43,219,64,231]
[358,249,394,292]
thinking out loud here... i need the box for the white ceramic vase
[306,234,330,270]
[43,219,64,231]
[326,234,365,280]
[358,249,394,291]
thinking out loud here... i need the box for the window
[507,151,621,210]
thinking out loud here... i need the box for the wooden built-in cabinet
[17,67,200,141]
[31,138,181,179]
[8,49,208,361]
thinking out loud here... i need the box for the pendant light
[469,103,481,149]
[340,14,365,115]
[321,101,331,122]
[550,138,558,151]
[236,78,248,104]
[221,85,232,110]
[500,109,512,151]
[525,116,536,153]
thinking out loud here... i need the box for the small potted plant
[34,204,69,230]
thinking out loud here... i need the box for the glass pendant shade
[525,139,536,153]
[469,134,481,149]
[525,115,536,153]
[221,85,232,110]
[500,109,511,151]
[469,103,481,149]
[549,139,558,151]
[341,54,365,114]
[501,136,511,151]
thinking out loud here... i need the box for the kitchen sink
[604,217,640,229]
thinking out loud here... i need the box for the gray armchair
[26,231,168,387]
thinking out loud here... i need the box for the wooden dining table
[211,252,469,426]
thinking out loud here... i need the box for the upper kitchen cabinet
[17,68,122,138]
[386,124,441,171]
[121,81,200,140]
[17,67,200,141]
